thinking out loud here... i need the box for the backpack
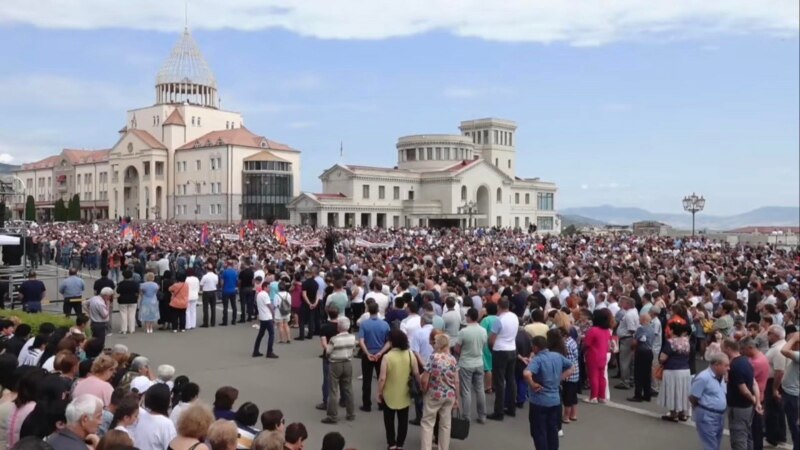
[278,292,292,316]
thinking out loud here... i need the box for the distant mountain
[560,205,800,230]
[0,164,19,174]
[559,213,607,228]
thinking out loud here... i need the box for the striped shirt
[326,333,357,362]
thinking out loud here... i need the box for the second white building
[289,118,559,232]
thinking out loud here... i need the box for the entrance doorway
[476,185,489,227]
[360,213,371,228]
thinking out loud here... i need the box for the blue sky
[0,1,797,215]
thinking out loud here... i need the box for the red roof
[129,129,167,150]
[21,155,61,170]
[62,149,111,165]
[727,226,799,234]
[163,109,185,126]
[177,127,298,152]
[446,159,480,171]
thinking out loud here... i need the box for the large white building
[13,29,301,223]
[288,118,560,232]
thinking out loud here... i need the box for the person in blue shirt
[689,353,730,450]
[220,259,239,325]
[524,334,573,450]
[357,301,391,412]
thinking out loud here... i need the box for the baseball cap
[131,376,153,394]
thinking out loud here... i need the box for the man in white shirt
[764,325,788,445]
[408,314,434,425]
[199,266,219,328]
[253,285,278,358]
[615,297,639,389]
[539,278,555,304]
[365,281,389,315]
[400,302,422,336]
[488,299,519,421]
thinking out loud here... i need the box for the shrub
[0,310,77,335]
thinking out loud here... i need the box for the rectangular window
[407,149,416,161]
[196,160,201,170]
[508,159,511,169]
[515,193,520,204]
[494,130,499,144]
[537,193,554,211]
[143,162,150,175]
[509,133,513,146]
[483,130,489,144]
[362,185,370,199]
[525,193,530,204]
[155,162,164,176]
[496,216,502,227]
[426,148,433,160]
[217,157,222,169]
[435,148,441,160]
[77,175,81,185]
[211,158,216,170]
[217,204,222,215]
[408,190,414,200]
[444,148,450,159]
[195,183,201,194]
[537,216,554,231]
[525,217,530,228]
[515,217,520,228]
[393,186,400,200]
[378,185,385,199]
[393,216,400,228]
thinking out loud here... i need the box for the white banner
[354,238,395,249]
[221,233,240,241]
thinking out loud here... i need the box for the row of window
[362,185,404,200]
[142,162,165,176]
[243,161,291,171]
[402,147,472,162]
[173,204,228,216]
[176,158,222,172]
[464,129,513,146]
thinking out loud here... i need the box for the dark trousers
[221,292,237,324]
[764,378,787,444]
[351,303,365,326]
[382,406,409,448]
[530,404,560,450]
[633,348,653,400]
[322,358,330,403]
[299,304,318,339]
[240,288,255,321]
[492,350,517,416]
[783,393,799,450]
[202,292,216,326]
[90,322,107,348]
[171,307,186,331]
[253,320,275,355]
[361,355,381,409]
[63,298,82,317]
[753,409,764,450]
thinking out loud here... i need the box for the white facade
[13,29,301,223]
[289,118,559,232]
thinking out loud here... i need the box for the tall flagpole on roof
[339,141,343,161]
[185,0,189,31]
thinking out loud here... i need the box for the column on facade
[319,210,328,228]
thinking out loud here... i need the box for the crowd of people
[4,220,800,450]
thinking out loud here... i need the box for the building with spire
[13,29,301,222]
[288,118,559,232]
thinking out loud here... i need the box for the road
[28,265,793,450]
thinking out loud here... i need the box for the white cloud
[0,154,14,164]
[0,1,795,44]
[580,182,627,190]
[0,75,141,111]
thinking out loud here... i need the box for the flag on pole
[120,219,132,240]
[274,221,287,245]
[200,224,209,245]
[151,228,160,246]
[132,226,141,241]
[247,219,255,231]
[339,141,343,158]
[239,226,245,240]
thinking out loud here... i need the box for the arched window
[461,186,467,201]
[496,187,502,203]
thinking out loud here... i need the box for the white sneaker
[558,430,564,437]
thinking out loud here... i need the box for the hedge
[0,310,76,335]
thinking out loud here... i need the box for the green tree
[24,195,35,221]
[68,194,81,221]
[54,198,66,221]
[561,224,578,237]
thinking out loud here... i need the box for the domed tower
[155,28,218,108]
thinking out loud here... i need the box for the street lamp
[682,192,705,237]
[458,200,478,228]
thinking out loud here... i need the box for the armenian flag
[151,228,160,246]
[239,226,245,240]
[247,219,255,231]
[274,221,287,245]
[200,224,209,245]
[120,220,132,240]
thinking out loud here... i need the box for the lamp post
[458,200,478,228]
[682,192,705,237]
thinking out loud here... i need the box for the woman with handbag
[169,273,189,333]
[378,329,420,450]
[420,333,459,450]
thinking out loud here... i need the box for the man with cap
[87,288,113,348]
